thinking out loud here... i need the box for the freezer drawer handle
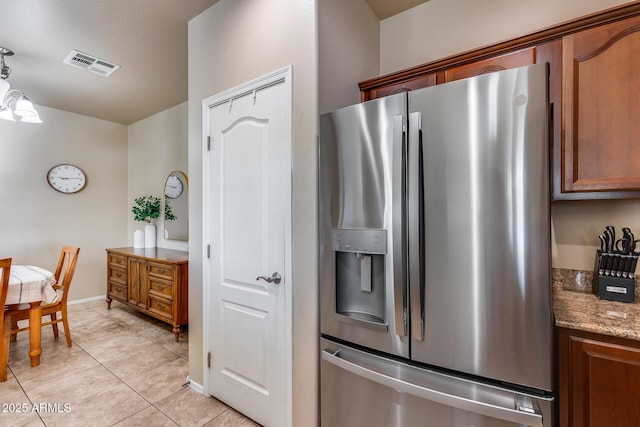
[322,349,543,427]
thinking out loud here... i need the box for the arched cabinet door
[443,47,535,83]
[562,14,640,195]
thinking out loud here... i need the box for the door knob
[256,272,282,284]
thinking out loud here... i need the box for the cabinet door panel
[365,73,439,101]
[563,331,640,426]
[444,48,535,82]
[562,15,640,193]
[128,259,148,309]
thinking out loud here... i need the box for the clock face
[165,175,183,198]
[47,164,86,194]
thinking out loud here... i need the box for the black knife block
[592,250,636,303]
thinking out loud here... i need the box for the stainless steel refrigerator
[319,63,554,427]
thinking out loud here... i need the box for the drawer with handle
[148,263,175,281]
[108,267,127,285]
[149,296,173,320]
[108,253,127,269]
[109,283,127,302]
[149,278,174,299]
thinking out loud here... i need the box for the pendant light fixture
[0,47,41,123]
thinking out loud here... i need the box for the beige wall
[552,200,640,270]
[318,0,380,114]
[380,0,640,271]
[127,102,188,252]
[0,105,128,301]
[0,100,187,302]
[188,0,317,425]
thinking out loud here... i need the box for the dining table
[5,265,57,367]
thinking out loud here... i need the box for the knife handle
[611,254,621,277]
[604,253,614,276]
[598,252,607,276]
[630,256,639,278]
[620,255,630,278]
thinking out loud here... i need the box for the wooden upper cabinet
[361,72,440,101]
[444,48,535,82]
[358,3,640,199]
[561,15,640,196]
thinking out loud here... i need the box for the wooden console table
[106,247,188,340]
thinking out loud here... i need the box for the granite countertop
[553,269,640,341]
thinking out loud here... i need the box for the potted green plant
[132,196,162,223]
[132,196,161,248]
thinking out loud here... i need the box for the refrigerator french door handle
[322,348,544,427]
[408,111,424,341]
[393,114,407,337]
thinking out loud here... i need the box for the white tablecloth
[4,265,58,305]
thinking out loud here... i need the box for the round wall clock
[164,174,184,198]
[47,164,87,194]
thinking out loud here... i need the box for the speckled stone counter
[553,268,640,341]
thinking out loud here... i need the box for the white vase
[133,229,144,248]
[144,223,156,248]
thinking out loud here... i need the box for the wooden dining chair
[9,246,80,348]
[0,257,12,382]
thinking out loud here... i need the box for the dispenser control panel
[331,229,387,254]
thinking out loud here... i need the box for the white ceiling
[366,0,429,19]
[0,0,426,125]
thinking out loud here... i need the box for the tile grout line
[75,304,169,427]
[83,303,195,427]
[13,303,166,426]
[5,300,222,427]
[96,303,227,427]
[10,320,106,426]
[8,365,46,425]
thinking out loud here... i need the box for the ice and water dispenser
[332,229,387,327]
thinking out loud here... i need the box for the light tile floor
[1,299,261,427]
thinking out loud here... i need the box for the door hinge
[207,351,211,368]
[207,244,211,259]
[207,136,211,151]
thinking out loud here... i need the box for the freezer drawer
[320,338,554,427]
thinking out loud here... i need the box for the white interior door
[202,67,292,427]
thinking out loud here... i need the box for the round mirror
[164,171,188,241]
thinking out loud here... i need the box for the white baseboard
[68,294,106,305]
[189,380,204,395]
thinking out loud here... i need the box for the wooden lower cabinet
[558,328,640,426]
[106,247,188,340]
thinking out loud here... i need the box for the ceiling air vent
[63,50,120,77]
